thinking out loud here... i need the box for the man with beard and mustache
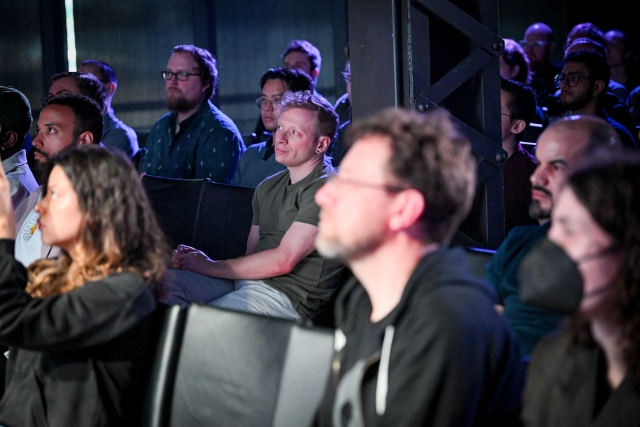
[13,94,102,267]
[555,49,637,147]
[486,115,621,355]
[312,108,525,426]
[139,45,244,182]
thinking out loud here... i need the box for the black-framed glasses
[326,171,408,193]
[255,97,282,110]
[161,71,202,81]
[554,72,590,88]
[519,40,549,48]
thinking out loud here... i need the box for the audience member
[328,60,352,167]
[43,71,109,116]
[312,108,525,426]
[13,95,102,267]
[521,152,640,426]
[501,38,532,85]
[555,49,637,147]
[334,59,351,125]
[78,59,140,157]
[0,86,38,208]
[163,91,342,321]
[254,39,324,142]
[521,22,562,109]
[605,29,640,93]
[564,22,606,52]
[0,145,167,426]
[628,85,640,140]
[139,44,244,182]
[232,68,313,187]
[487,115,621,355]
[500,77,539,232]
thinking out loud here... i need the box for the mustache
[531,185,552,197]
[32,147,50,160]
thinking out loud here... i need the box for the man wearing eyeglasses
[556,49,637,147]
[231,68,313,188]
[139,44,244,182]
[521,22,562,109]
[312,108,525,426]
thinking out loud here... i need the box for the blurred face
[315,136,400,261]
[605,32,627,68]
[283,51,313,77]
[45,77,81,105]
[559,61,596,111]
[529,127,587,219]
[274,107,321,168]
[523,29,552,71]
[32,104,78,164]
[164,52,208,112]
[259,79,288,132]
[548,187,622,317]
[35,165,83,254]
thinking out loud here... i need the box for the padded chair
[141,175,209,249]
[142,304,334,427]
[464,246,496,280]
[193,181,255,260]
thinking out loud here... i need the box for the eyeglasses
[326,172,408,193]
[519,40,549,48]
[161,71,202,81]
[255,97,282,110]
[554,72,590,88]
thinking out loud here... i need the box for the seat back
[141,175,208,249]
[141,304,187,427]
[193,182,255,260]
[465,246,496,280]
[169,305,334,427]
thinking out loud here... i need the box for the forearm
[202,247,295,280]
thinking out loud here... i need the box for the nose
[314,180,333,209]
[35,196,48,215]
[530,164,548,187]
[263,100,274,111]
[32,132,43,148]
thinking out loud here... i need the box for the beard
[560,87,594,111]
[165,91,200,112]
[315,227,385,262]
[529,199,551,220]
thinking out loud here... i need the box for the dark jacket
[0,239,160,427]
[523,330,640,426]
[314,247,525,427]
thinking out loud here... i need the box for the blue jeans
[161,270,300,320]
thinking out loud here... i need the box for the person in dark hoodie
[313,108,525,426]
[0,145,168,426]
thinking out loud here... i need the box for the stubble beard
[528,199,551,220]
[166,92,200,113]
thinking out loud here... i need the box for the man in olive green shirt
[163,90,342,320]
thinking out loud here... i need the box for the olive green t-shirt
[252,159,343,319]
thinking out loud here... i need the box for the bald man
[486,115,621,354]
[522,22,562,109]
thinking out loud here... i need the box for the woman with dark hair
[0,145,169,426]
[521,152,640,426]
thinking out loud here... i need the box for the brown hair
[26,145,169,298]
[347,108,476,244]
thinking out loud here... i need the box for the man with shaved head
[487,115,621,355]
[522,22,562,109]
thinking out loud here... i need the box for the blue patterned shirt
[139,100,245,182]
[102,108,139,157]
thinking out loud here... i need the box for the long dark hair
[27,145,170,298]
[568,150,640,391]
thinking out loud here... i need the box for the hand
[172,244,214,275]
[0,163,15,239]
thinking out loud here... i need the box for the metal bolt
[417,103,428,112]
[495,152,506,163]
[492,41,503,51]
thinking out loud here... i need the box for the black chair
[193,181,255,260]
[464,246,496,280]
[142,304,334,427]
[141,175,209,250]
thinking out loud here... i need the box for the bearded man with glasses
[555,49,637,147]
[139,44,244,182]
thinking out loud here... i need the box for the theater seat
[464,246,496,280]
[142,304,334,427]
[141,176,254,259]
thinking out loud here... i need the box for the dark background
[1,0,636,137]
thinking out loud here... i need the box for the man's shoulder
[200,102,242,137]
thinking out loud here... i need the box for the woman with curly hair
[0,145,169,426]
[522,152,640,426]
